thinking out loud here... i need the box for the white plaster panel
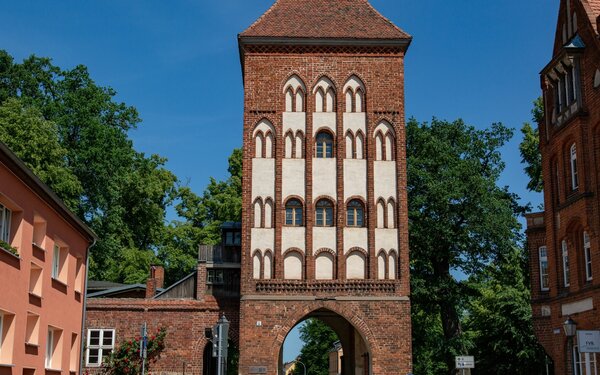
[252,159,275,200]
[250,229,275,252]
[313,227,337,255]
[313,113,337,135]
[375,229,399,252]
[374,161,397,201]
[315,253,334,280]
[282,159,305,201]
[561,298,594,316]
[343,228,368,254]
[253,254,261,279]
[284,252,303,280]
[346,252,366,279]
[282,227,306,254]
[343,113,367,134]
[343,160,367,200]
[378,254,386,280]
[313,159,337,200]
[283,112,306,134]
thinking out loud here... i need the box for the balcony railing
[255,279,398,294]
[198,245,241,264]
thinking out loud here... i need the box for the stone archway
[278,308,371,375]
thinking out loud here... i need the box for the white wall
[343,160,367,200]
[375,229,398,253]
[346,252,366,279]
[374,161,397,200]
[282,227,306,254]
[313,113,337,135]
[343,113,366,134]
[252,159,275,200]
[313,227,336,255]
[283,112,306,134]
[284,252,303,280]
[313,159,337,199]
[251,229,275,253]
[315,253,334,280]
[343,228,368,254]
[282,159,305,201]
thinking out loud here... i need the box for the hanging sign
[578,330,600,353]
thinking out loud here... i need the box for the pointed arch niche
[283,75,306,113]
[253,119,276,159]
[313,77,336,113]
[344,76,366,113]
[374,120,396,161]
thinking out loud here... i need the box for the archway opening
[280,308,370,375]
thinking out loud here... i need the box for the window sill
[0,363,15,368]
[32,242,46,252]
[51,277,68,288]
[0,246,20,260]
[45,368,62,373]
[29,292,43,299]
[25,342,40,348]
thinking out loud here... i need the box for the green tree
[519,98,545,193]
[294,319,338,375]
[407,118,523,373]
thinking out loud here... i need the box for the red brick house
[526,0,600,374]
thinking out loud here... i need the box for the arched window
[387,199,396,229]
[316,131,334,159]
[263,251,273,280]
[345,132,354,159]
[284,75,306,113]
[376,200,385,228]
[355,131,365,159]
[377,251,386,280]
[295,89,305,112]
[314,77,335,113]
[385,133,394,161]
[326,89,335,112]
[570,144,579,190]
[285,132,294,159]
[252,251,262,279]
[264,199,273,229]
[374,121,396,161]
[253,199,263,228]
[539,246,549,291]
[295,131,304,159]
[355,89,364,113]
[315,88,325,113]
[584,231,592,281]
[265,132,274,158]
[285,88,294,112]
[315,199,334,227]
[562,240,570,287]
[388,251,398,280]
[345,90,354,113]
[285,199,303,226]
[347,200,365,227]
[375,132,384,161]
[344,76,366,113]
[255,132,264,158]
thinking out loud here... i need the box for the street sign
[577,330,600,353]
[455,356,475,369]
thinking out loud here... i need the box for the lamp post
[564,317,577,375]
[294,359,306,375]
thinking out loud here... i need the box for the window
[0,312,15,365]
[207,270,224,285]
[316,132,334,158]
[86,329,114,367]
[347,200,365,227]
[571,144,579,190]
[315,199,334,227]
[573,345,598,375]
[0,203,11,243]
[584,232,593,281]
[563,240,570,287]
[285,199,303,226]
[29,263,43,297]
[539,246,550,291]
[25,313,40,346]
[46,327,63,369]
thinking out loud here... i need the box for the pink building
[0,142,96,375]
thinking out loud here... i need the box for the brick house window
[347,200,365,227]
[562,240,570,287]
[584,231,593,281]
[285,199,303,226]
[86,329,115,367]
[539,246,550,291]
[207,270,224,285]
[0,203,11,243]
[315,199,334,227]
[570,144,579,190]
[316,132,334,158]
[573,345,597,375]
[52,244,68,283]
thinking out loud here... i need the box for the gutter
[79,237,97,375]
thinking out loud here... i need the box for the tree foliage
[407,117,528,373]
[293,319,338,375]
[519,98,545,193]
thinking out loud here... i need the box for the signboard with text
[578,331,600,353]
[455,356,475,369]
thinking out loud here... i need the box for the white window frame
[539,246,550,291]
[52,245,60,279]
[563,240,570,287]
[45,328,54,369]
[0,204,11,243]
[571,144,579,190]
[86,329,115,367]
[573,345,598,375]
[584,231,593,281]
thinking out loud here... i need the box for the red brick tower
[238,1,412,374]
[526,0,600,373]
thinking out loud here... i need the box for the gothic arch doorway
[279,308,371,375]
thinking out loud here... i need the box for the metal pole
[141,322,147,375]
[216,323,222,375]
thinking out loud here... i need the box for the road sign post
[456,356,475,374]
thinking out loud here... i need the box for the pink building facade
[0,142,96,375]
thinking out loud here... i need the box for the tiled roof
[240,0,410,41]
[582,0,600,32]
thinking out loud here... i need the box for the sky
[1,0,558,364]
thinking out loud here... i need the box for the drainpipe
[79,237,97,375]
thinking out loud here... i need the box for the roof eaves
[153,271,197,299]
[0,142,97,242]
[87,284,147,298]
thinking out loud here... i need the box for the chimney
[145,265,165,298]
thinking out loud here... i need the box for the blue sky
[1,0,558,363]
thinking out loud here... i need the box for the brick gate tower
[238,1,412,374]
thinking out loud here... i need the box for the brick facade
[238,1,413,374]
[526,0,600,373]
